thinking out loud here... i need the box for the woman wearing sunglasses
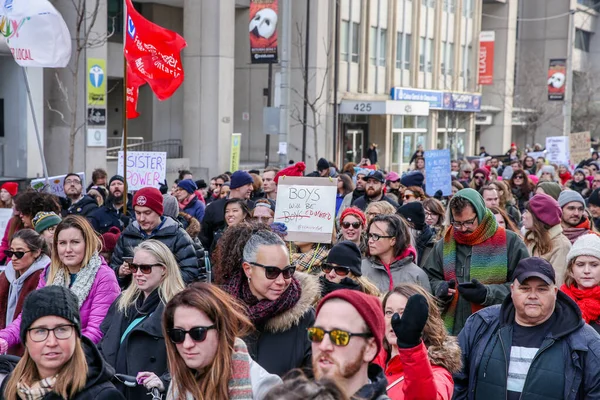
[163,283,281,400]
[0,216,121,355]
[0,230,50,356]
[223,229,320,377]
[337,207,368,256]
[98,240,185,399]
[509,171,534,213]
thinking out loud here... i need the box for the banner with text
[249,0,278,64]
[478,31,495,85]
[570,131,591,165]
[545,136,570,165]
[31,172,86,197]
[118,151,167,191]
[424,149,452,196]
[274,177,337,243]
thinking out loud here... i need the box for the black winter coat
[200,197,255,250]
[0,337,124,400]
[65,195,99,218]
[99,300,168,400]
[353,194,399,212]
[88,196,133,234]
[110,217,199,288]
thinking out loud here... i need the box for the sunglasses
[403,194,415,200]
[248,262,296,280]
[341,221,361,229]
[307,327,372,347]
[474,175,485,179]
[129,263,163,274]
[321,264,351,277]
[4,250,32,259]
[168,325,216,344]
[514,175,524,179]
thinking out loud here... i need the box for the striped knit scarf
[442,209,507,332]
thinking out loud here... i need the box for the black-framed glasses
[168,325,216,344]
[248,262,295,280]
[129,263,163,274]
[321,264,351,277]
[341,221,361,229]
[4,250,32,259]
[452,216,478,229]
[367,233,394,241]
[64,179,81,185]
[28,324,75,342]
[307,327,372,347]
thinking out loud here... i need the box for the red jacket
[374,342,456,400]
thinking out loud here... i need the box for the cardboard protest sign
[118,151,167,191]
[569,131,591,165]
[31,172,86,197]
[545,136,569,166]
[274,177,337,243]
[425,149,452,196]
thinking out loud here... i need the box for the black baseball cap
[512,257,555,285]
[362,170,385,183]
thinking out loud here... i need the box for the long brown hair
[489,206,521,237]
[163,283,254,400]
[523,202,553,255]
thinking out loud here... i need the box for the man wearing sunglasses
[310,290,389,399]
[353,171,399,212]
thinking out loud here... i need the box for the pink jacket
[0,260,120,347]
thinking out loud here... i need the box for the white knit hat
[566,234,600,265]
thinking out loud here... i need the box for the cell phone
[123,257,134,264]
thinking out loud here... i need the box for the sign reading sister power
[274,177,337,243]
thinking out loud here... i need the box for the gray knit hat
[567,234,600,265]
[558,190,585,208]
[162,194,179,220]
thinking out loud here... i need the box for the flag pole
[122,0,128,215]
[21,68,50,187]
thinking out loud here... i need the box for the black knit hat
[326,241,362,277]
[398,202,425,230]
[589,188,600,208]
[109,175,124,186]
[317,158,330,172]
[400,171,425,188]
[20,286,81,343]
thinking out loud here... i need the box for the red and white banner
[478,31,495,86]
[548,59,566,101]
[249,0,278,64]
[126,63,146,119]
[124,0,186,101]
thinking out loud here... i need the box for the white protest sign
[30,172,86,198]
[274,177,337,243]
[527,151,546,160]
[545,136,569,166]
[117,151,167,191]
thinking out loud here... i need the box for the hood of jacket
[4,254,49,285]
[70,195,98,209]
[263,272,320,334]
[427,335,463,374]
[128,215,181,239]
[353,364,389,400]
[179,211,200,238]
[367,246,418,271]
[525,223,564,244]
[81,336,117,391]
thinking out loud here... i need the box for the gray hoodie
[3,254,50,324]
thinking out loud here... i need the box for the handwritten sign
[274,177,337,243]
[117,151,167,191]
[569,131,591,165]
[545,136,569,166]
[424,149,452,196]
[31,172,86,197]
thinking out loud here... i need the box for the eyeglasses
[64,179,81,185]
[513,176,524,180]
[307,327,372,347]
[474,175,485,179]
[168,325,216,344]
[403,194,415,200]
[248,262,295,280]
[321,264,351,277]
[341,221,361,229]
[4,250,32,259]
[129,263,163,274]
[215,183,223,187]
[367,233,394,241]
[28,324,75,342]
[451,216,478,229]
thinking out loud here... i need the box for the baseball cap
[511,257,555,285]
[362,170,385,183]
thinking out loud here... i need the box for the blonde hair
[118,240,185,316]
[353,274,381,297]
[365,201,397,224]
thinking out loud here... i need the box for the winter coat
[354,365,391,400]
[99,300,169,400]
[361,255,431,294]
[423,229,530,335]
[181,195,205,223]
[374,337,462,400]
[525,224,571,286]
[243,272,320,377]
[0,219,18,265]
[415,226,436,267]
[336,189,365,222]
[504,203,522,228]
[0,336,124,400]
[453,291,600,400]
[200,197,255,251]
[353,195,400,212]
[88,196,133,234]
[65,195,99,218]
[111,217,199,288]
[0,262,120,348]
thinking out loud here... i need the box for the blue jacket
[454,291,600,400]
[183,195,205,222]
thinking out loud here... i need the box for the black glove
[159,180,169,195]
[391,294,429,349]
[434,279,456,302]
[458,279,488,304]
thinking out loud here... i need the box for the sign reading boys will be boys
[117,151,167,191]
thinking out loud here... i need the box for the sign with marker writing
[274,177,337,243]
[424,149,452,196]
[118,151,167,191]
[31,172,86,198]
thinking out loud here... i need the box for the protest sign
[527,151,546,160]
[31,172,86,197]
[274,177,337,243]
[117,151,167,191]
[569,131,591,165]
[0,209,12,242]
[545,136,569,165]
[424,149,452,196]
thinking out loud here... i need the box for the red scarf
[559,171,572,185]
[178,194,196,210]
[561,284,600,323]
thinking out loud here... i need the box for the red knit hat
[316,290,384,357]
[1,182,18,197]
[133,187,164,216]
[274,162,306,184]
[473,168,489,180]
[100,227,121,253]
[339,206,367,227]
[528,193,562,226]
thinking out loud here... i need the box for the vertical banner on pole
[87,58,106,106]
[249,0,279,63]
[548,59,567,101]
[230,133,242,172]
[478,31,495,86]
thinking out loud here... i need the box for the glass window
[396,33,404,69]
[393,115,403,129]
[417,116,427,129]
[405,34,412,69]
[341,21,349,62]
[370,27,377,65]
[404,116,416,128]
[108,0,124,38]
[427,38,434,73]
[448,42,455,75]
[441,41,446,74]
[379,29,387,66]
[575,29,592,52]
[444,0,455,13]
[351,22,360,63]
[419,37,425,72]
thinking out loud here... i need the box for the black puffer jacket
[200,197,255,251]
[110,217,199,287]
[88,196,133,234]
[65,195,99,218]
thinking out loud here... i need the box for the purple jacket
[0,260,120,347]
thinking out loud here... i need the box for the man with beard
[62,173,99,217]
[337,169,369,217]
[558,190,598,244]
[88,175,133,234]
[310,290,389,399]
[353,171,399,212]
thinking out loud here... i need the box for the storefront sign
[478,31,495,85]
[390,88,481,112]
[117,151,167,191]
[249,0,278,63]
[87,107,106,126]
[339,100,429,116]
[424,150,452,196]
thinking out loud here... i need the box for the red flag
[124,0,186,100]
[126,63,146,119]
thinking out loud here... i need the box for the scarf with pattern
[17,376,56,400]
[562,217,595,244]
[50,252,102,308]
[442,209,507,332]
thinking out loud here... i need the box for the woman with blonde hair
[99,240,185,399]
[163,283,281,400]
[0,215,120,354]
[365,201,397,225]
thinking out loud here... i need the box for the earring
[248,277,251,282]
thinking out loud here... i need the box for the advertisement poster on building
[87,58,106,106]
[249,0,278,64]
[547,59,566,101]
[478,31,495,85]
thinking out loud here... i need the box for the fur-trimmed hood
[263,272,320,333]
[179,211,201,238]
[427,335,462,374]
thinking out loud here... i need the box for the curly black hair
[14,191,61,218]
